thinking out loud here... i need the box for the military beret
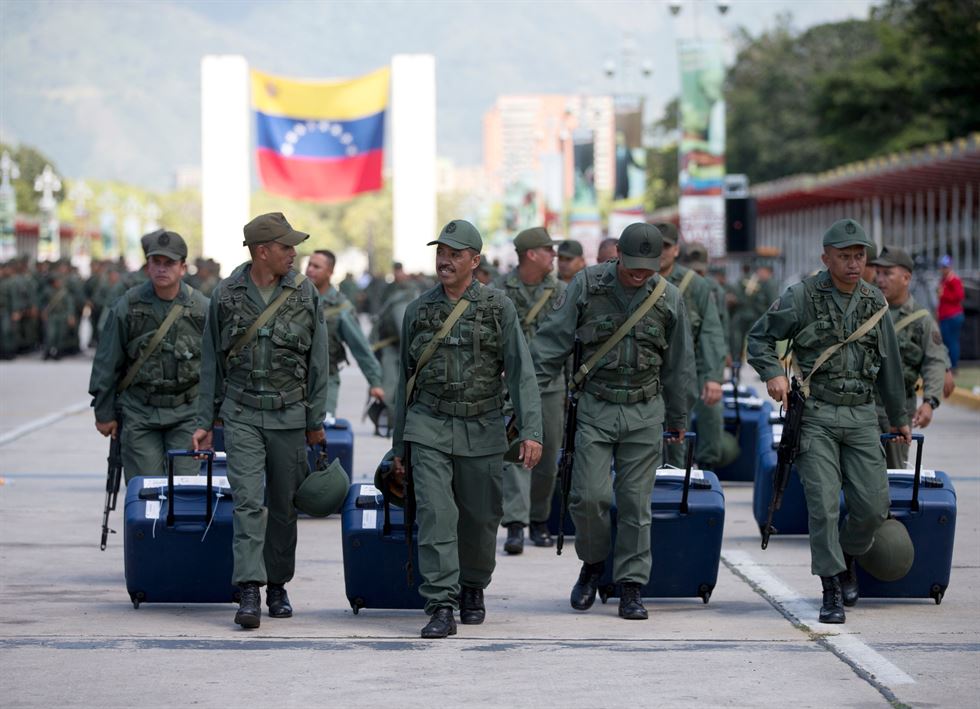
[557,240,584,258]
[428,219,482,252]
[514,226,557,252]
[870,245,914,273]
[243,212,309,247]
[823,219,873,249]
[619,223,662,270]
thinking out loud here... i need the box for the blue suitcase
[598,433,725,604]
[547,485,576,537]
[752,409,811,536]
[124,450,238,608]
[856,434,956,604]
[307,419,355,481]
[341,482,423,613]
[713,396,772,482]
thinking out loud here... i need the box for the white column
[391,54,437,275]
[201,55,250,277]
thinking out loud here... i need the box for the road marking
[0,399,90,447]
[723,550,915,687]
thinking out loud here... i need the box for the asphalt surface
[1,350,978,708]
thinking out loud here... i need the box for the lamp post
[34,165,62,262]
[68,180,94,266]
[0,151,19,260]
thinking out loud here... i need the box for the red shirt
[938,272,965,320]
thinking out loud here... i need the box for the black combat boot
[420,607,457,639]
[459,585,485,625]
[528,521,554,547]
[504,523,524,555]
[235,583,262,629]
[266,583,293,618]
[838,554,859,607]
[570,561,605,611]
[618,582,648,620]
[819,576,846,624]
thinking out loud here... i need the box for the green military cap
[557,239,584,258]
[619,222,663,270]
[514,226,557,252]
[682,242,709,265]
[428,219,483,252]
[476,260,498,277]
[143,230,188,261]
[822,218,873,249]
[243,212,309,247]
[294,457,348,517]
[870,244,914,273]
[653,222,679,245]
[858,518,915,582]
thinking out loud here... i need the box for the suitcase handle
[880,433,924,512]
[166,449,214,526]
[663,431,697,514]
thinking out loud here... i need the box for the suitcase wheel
[931,584,944,605]
[598,585,612,604]
[131,591,145,609]
[233,590,242,603]
[351,598,365,615]
[698,584,713,604]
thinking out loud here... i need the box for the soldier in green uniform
[391,219,543,639]
[192,212,328,630]
[871,245,950,468]
[371,265,420,417]
[305,249,384,420]
[0,261,17,359]
[747,218,911,624]
[557,239,586,284]
[88,230,208,481]
[493,227,565,554]
[11,258,40,353]
[40,268,76,360]
[531,223,697,621]
[596,237,619,264]
[654,224,727,472]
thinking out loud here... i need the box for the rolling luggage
[713,395,772,482]
[307,419,355,481]
[598,433,725,604]
[752,409,810,536]
[856,434,956,604]
[124,450,237,608]
[340,482,423,613]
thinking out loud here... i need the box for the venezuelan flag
[252,66,389,202]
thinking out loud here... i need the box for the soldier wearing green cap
[88,229,209,484]
[191,212,328,630]
[654,223,728,472]
[557,239,586,284]
[747,218,911,625]
[530,222,697,621]
[871,245,951,468]
[371,263,421,417]
[391,219,543,639]
[492,226,565,554]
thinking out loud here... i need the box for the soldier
[88,230,208,481]
[391,219,543,639]
[492,227,565,554]
[747,219,911,624]
[530,223,697,621]
[654,224,727,472]
[305,249,384,422]
[683,243,731,365]
[596,237,619,264]
[474,259,498,285]
[192,212,328,629]
[371,263,421,417]
[40,268,76,360]
[871,245,950,467]
[556,239,586,284]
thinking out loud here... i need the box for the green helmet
[717,432,741,469]
[857,518,915,582]
[294,455,348,518]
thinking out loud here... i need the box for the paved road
[1,352,978,708]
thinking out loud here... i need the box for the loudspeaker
[726,198,756,252]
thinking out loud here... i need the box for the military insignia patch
[159,232,171,246]
[932,330,942,346]
[446,221,457,233]
[639,241,651,255]
[845,222,856,235]
[552,291,567,310]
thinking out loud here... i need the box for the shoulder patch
[932,330,942,346]
[552,291,567,310]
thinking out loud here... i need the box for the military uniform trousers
[501,389,563,526]
[223,419,307,586]
[665,398,723,470]
[795,402,890,577]
[570,410,663,585]
[119,400,199,482]
[324,372,342,418]
[876,394,917,469]
[411,442,504,614]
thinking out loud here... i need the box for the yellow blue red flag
[251,66,389,201]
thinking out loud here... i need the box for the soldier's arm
[194,293,223,431]
[919,316,949,406]
[391,301,417,459]
[306,284,329,430]
[88,297,129,423]
[661,290,698,430]
[876,311,911,428]
[696,281,727,384]
[339,308,383,388]
[529,273,583,389]
[746,285,802,382]
[500,298,543,445]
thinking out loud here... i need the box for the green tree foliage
[0,142,63,216]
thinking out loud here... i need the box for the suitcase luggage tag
[724,395,765,410]
[879,433,940,510]
[658,432,710,511]
[137,450,228,538]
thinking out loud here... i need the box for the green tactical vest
[320,289,350,376]
[791,274,885,404]
[408,284,505,417]
[218,270,316,402]
[575,268,671,402]
[497,271,562,342]
[124,284,207,396]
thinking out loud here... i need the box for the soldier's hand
[306,427,326,446]
[95,420,118,439]
[912,403,934,429]
[519,440,543,470]
[702,381,723,406]
[943,370,955,398]
[766,375,790,409]
[665,428,686,443]
[893,425,912,445]
[369,386,385,401]
[191,428,213,451]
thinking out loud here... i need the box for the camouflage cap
[143,229,188,261]
[243,212,309,247]
[557,239,584,258]
[823,218,873,249]
[653,222,679,245]
[427,219,482,252]
[870,244,914,273]
[619,223,663,271]
[514,226,557,253]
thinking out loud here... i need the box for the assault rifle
[761,377,805,550]
[556,339,583,556]
[100,417,124,550]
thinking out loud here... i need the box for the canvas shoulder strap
[523,287,555,326]
[117,285,188,393]
[677,269,696,296]
[226,273,306,365]
[405,296,471,401]
[894,309,929,333]
[322,300,353,319]
[798,303,889,392]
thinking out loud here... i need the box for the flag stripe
[256,147,384,202]
[256,110,384,159]
[251,66,390,121]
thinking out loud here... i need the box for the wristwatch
[924,396,940,409]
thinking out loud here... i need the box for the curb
[948,386,980,410]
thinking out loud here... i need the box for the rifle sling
[405,296,471,402]
[226,273,307,366]
[796,303,890,395]
[117,285,189,394]
[677,269,696,296]
[371,335,399,352]
[894,309,929,333]
[321,300,353,319]
[523,287,554,326]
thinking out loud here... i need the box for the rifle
[761,376,805,549]
[100,416,124,550]
[556,339,583,556]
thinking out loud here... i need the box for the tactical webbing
[523,287,554,326]
[677,269,696,296]
[117,285,188,393]
[894,309,929,333]
[405,296,470,402]
[226,272,306,366]
[797,303,889,396]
